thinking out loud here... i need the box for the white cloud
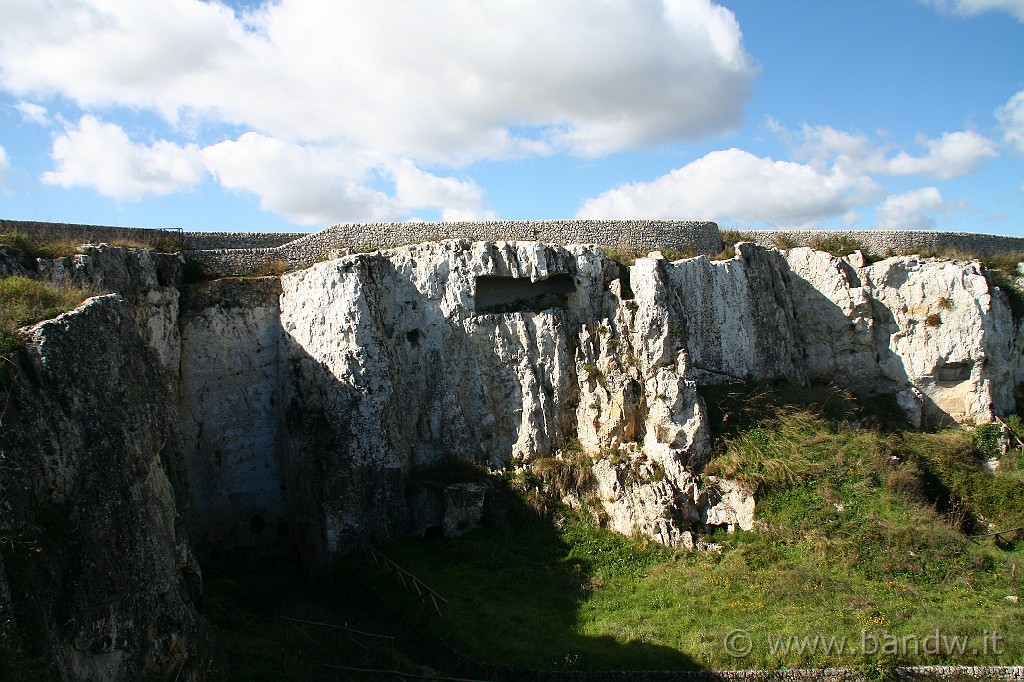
[997,91,1024,154]
[0,0,756,165]
[920,0,1024,21]
[201,133,493,225]
[884,130,998,179]
[0,145,9,186]
[576,148,881,228]
[391,160,496,222]
[202,133,393,225]
[41,115,205,200]
[874,187,948,230]
[789,123,997,180]
[14,101,48,125]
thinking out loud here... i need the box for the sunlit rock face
[276,241,733,567]
[272,239,1022,568]
[783,247,1015,427]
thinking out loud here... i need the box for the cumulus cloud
[579,117,999,230]
[202,133,393,225]
[884,131,998,179]
[391,160,496,222]
[0,0,758,223]
[874,187,948,229]
[920,0,1024,21]
[201,133,494,225]
[41,116,205,199]
[576,148,881,227]
[0,0,756,163]
[788,123,997,180]
[997,91,1024,154]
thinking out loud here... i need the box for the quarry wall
[3,237,1024,677]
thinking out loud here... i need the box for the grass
[0,230,182,266]
[715,230,758,259]
[0,276,94,357]
[207,385,1024,677]
[0,231,84,265]
[809,234,864,258]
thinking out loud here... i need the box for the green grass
[208,385,1024,676]
[809,234,864,258]
[0,276,94,357]
[0,231,83,265]
[0,230,182,266]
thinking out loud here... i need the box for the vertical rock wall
[178,277,289,560]
[0,296,210,681]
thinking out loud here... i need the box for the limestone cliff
[2,238,1022,679]
[0,295,210,681]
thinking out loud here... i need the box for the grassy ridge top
[0,276,93,358]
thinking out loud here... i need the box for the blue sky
[0,0,1022,235]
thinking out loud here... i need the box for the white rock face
[267,239,1024,562]
[784,247,1014,425]
[5,238,1023,678]
[178,277,289,558]
[277,241,737,560]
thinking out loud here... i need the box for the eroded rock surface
[0,296,210,681]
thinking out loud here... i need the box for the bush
[974,422,1003,460]
[0,231,83,265]
[771,233,800,250]
[715,230,757,259]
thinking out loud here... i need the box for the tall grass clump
[0,277,94,357]
[0,231,83,265]
[809,234,864,258]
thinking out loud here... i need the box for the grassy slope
[205,386,1024,678]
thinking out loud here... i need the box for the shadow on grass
[330,482,701,678]
[204,482,702,680]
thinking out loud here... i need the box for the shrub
[714,230,757,260]
[973,422,1003,460]
[0,231,83,265]
[601,244,639,266]
[652,246,693,261]
[531,453,595,499]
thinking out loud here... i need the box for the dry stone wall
[8,220,1024,277]
[188,219,723,274]
[737,229,1024,257]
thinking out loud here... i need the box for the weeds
[0,277,94,357]
[809,234,864,258]
[652,246,694,261]
[771,233,800,250]
[0,231,83,266]
[715,230,758,260]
